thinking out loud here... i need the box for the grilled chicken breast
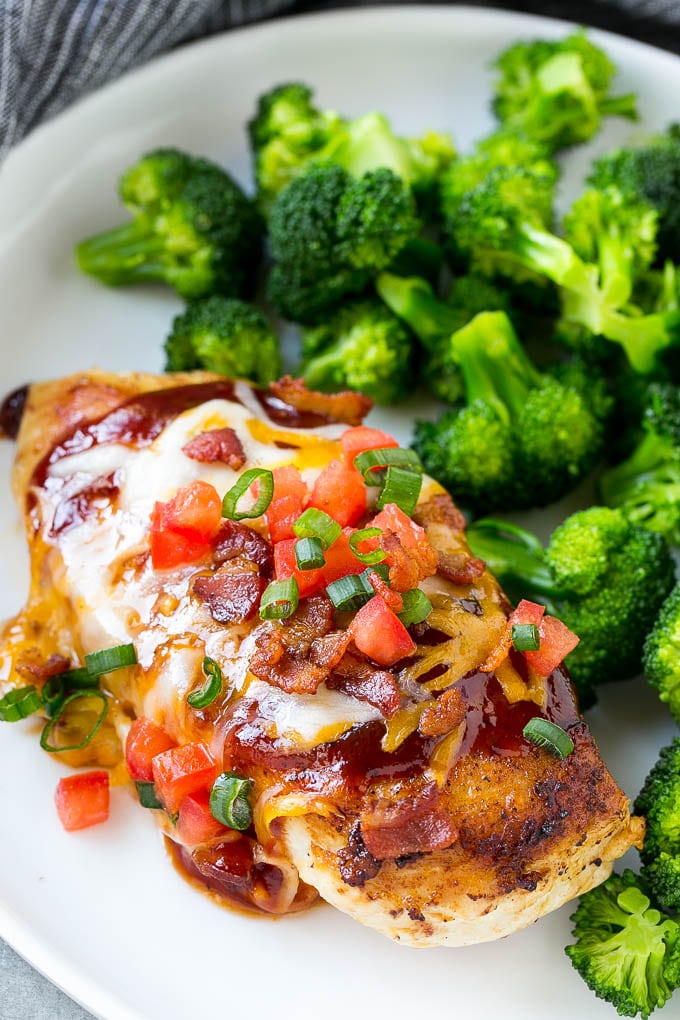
[0,369,642,944]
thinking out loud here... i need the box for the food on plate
[644,585,680,725]
[0,370,642,945]
[635,739,680,915]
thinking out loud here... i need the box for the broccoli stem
[514,223,598,294]
[598,234,635,307]
[465,518,565,606]
[76,220,171,285]
[600,433,679,507]
[375,272,460,349]
[599,310,678,374]
[301,344,350,391]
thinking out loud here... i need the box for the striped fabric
[0,0,293,159]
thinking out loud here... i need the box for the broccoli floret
[452,167,680,374]
[267,164,419,323]
[299,300,413,404]
[411,311,606,516]
[589,127,680,264]
[76,149,262,300]
[466,507,675,703]
[248,82,455,209]
[635,739,680,913]
[492,30,637,152]
[600,384,680,544]
[566,869,680,1019]
[643,586,680,725]
[164,297,281,385]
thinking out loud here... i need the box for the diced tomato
[55,771,110,832]
[150,480,222,569]
[274,529,359,597]
[311,460,366,528]
[150,528,213,571]
[151,742,219,814]
[125,717,176,783]
[340,426,399,467]
[321,529,360,584]
[370,503,426,550]
[510,599,545,629]
[525,615,580,678]
[265,466,308,543]
[351,595,416,667]
[176,790,227,846]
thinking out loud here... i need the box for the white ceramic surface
[0,7,678,1019]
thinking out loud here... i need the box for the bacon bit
[182,427,245,469]
[309,630,353,671]
[269,376,372,427]
[337,820,382,887]
[418,687,466,738]
[412,492,467,533]
[327,653,401,718]
[249,596,334,695]
[360,781,457,860]
[213,520,273,575]
[382,530,437,592]
[15,651,71,685]
[437,550,486,585]
[479,627,513,674]
[365,569,404,612]
[193,565,266,624]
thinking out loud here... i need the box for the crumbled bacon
[15,651,70,685]
[365,569,404,612]
[309,630,353,672]
[249,596,334,695]
[382,529,438,592]
[360,781,458,860]
[437,551,486,585]
[193,563,266,624]
[213,520,273,576]
[413,492,467,533]
[326,654,401,718]
[182,427,245,469]
[268,376,372,427]
[418,687,466,738]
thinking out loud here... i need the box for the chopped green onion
[136,781,164,810]
[0,685,42,722]
[398,589,433,627]
[326,572,374,611]
[56,667,96,689]
[294,537,326,571]
[39,690,108,753]
[210,772,253,831]
[377,466,422,516]
[349,527,385,565]
[512,623,541,652]
[292,508,341,549]
[259,578,299,620]
[85,643,137,677]
[187,657,224,709]
[354,447,422,484]
[41,676,66,718]
[522,718,574,759]
[222,467,274,521]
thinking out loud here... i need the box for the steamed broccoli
[76,148,262,299]
[492,30,637,152]
[299,300,413,404]
[411,311,607,515]
[643,585,680,725]
[466,507,675,704]
[267,163,420,323]
[589,127,680,264]
[248,82,455,209]
[164,296,281,384]
[600,384,680,544]
[566,869,680,1019]
[635,739,680,914]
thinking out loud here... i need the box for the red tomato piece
[274,538,326,597]
[176,790,227,846]
[150,526,213,571]
[125,717,176,783]
[265,466,308,543]
[370,503,427,550]
[311,460,366,528]
[340,426,399,467]
[150,480,222,569]
[525,616,580,678]
[510,599,545,628]
[321,529,359,585]
[351,595,416,667]
[152,742,219,815]
[55,771,110,832]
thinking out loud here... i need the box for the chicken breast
[0,369,642,944]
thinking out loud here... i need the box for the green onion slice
[259,578,299,620]
[0,685,43,722]
[294,537,326,571]
[222,467,274,521]
[398,589,433,627]
[136,781,164,810]
[522,718,574,760]
[85,644,137,677]
[187,657,224,709]
[39,690,108,753]
[512,623,541,652]
[354,447,422,484]
[349,527,385,565]
[210,772,253,831]
[56,667,96,689]
[377,466,422,516]
[292,508,341,549]
[326,572,374,611]
[41,676,66,718]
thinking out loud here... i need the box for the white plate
[0,6,678,1019]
